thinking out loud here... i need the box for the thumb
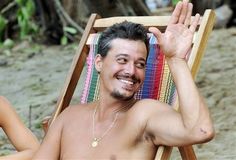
[148,27,162,44]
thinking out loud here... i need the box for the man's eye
[117,58,127,64]
[136,62,146,69]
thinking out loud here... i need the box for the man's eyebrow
[137,58,146,62]
[115,54,129,58]
[115,54,146,62]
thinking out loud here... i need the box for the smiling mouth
[119,79,134,85]
[116,74,140,86]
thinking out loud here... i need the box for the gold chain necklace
[91,99,136,148]
[91,104,119,147]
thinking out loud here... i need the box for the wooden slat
[93,15,202,32]
[155,146,172,160]
[86,32,198,45]
[178,145,197,160]
[94,16,170,31]
[188,9,216,78]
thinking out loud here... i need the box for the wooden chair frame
[48,10,215,160]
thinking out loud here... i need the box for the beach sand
[171,27,236,159]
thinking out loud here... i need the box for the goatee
[111,89,135,101]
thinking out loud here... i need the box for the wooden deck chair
[46,9,215,160]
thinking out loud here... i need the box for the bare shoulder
[127,99,173,123]
[130,99,171,115]
[54,102,94,124]
[60,103,93,115]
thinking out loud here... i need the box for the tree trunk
[0,0,12,10]
[35,0,63,44]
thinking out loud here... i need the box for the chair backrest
[49,10,215,160]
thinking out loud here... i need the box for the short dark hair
[97,21,149,57]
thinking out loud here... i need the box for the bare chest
[59,116,155,159]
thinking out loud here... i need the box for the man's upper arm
[33,115,64,160]
[143,99,194,147]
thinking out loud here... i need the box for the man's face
[96,38,147,101]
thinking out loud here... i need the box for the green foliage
[0,0,38,42]
[172,0,181,5]
[0,15,7,42]
[64,26,77,34]
[15,0,38,39]
[61,26,77,45]
[61,35,68,45]
[3,38,14,48]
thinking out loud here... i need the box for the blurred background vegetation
[0,0,235,47]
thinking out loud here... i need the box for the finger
[178,0,189,24]
[148,27,162,44]
[169,1,183,24]
[189,14,200,33]
[184,3,193,26]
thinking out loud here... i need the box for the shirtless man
[33,0,214,159]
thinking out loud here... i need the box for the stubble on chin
[110,89,135,101]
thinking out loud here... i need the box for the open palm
[161,23,194,58]
[149,0,200,59]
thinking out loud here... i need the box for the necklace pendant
[91,138,98,147]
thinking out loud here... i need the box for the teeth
[119,79,134,85]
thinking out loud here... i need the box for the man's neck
[95,97,135,120]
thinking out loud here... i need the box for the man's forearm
[167,57,214,139]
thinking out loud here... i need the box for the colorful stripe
[81,34,100,103]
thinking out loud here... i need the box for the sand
[171,27,236,160]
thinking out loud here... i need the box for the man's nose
[125,63,135,75]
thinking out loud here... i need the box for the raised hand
[149,0,200,59]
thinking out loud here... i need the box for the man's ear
[94,54,103,73]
